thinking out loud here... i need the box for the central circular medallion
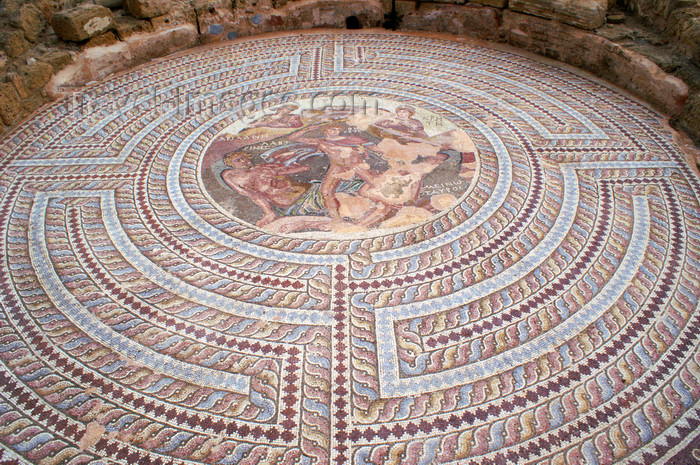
[199,96,480,235]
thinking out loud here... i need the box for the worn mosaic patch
[0,31,699,465]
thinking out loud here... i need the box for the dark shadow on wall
[346,15,361,29]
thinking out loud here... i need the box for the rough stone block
[509,0,607,29]
[19,62,54,93]
[595,22,634,41]
[10,4,47,43]
[98,0,125,7]
[125,0,171,19]
[129,24,198,61]
[288,0,383,29]
[680,92,700,144]
[623,41,685,74]
[3,0,23,14]
[114,14,154,40]
[83,31,120,49]
[380,0,419,16]
[39,50,75,72]
[148,2,198,28]
[6,72,28,100]
[502,10,688,116]
[47,24,198,97]
[667,7,700,60]
[22,93,45,114]
[0,53,7,74]
[0,31,29,58]
[471,0,508,8]
[51,4,114,42]
[621,0,674,31]
[402,3,502,40]
[35,0,53,21]
[0,82,22,126]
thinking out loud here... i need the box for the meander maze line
[0,32,697,465]
[0,39,660,464]
[1,81,322,465]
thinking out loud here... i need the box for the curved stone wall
[0,0,699,162]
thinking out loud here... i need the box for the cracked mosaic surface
[0,31,699,465]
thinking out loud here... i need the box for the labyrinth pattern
[0,31,699,465]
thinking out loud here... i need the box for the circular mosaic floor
[0,30,699,465]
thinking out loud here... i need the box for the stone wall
[622,0,700,57]
[394,0,700,152]
[1,0,700,158]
